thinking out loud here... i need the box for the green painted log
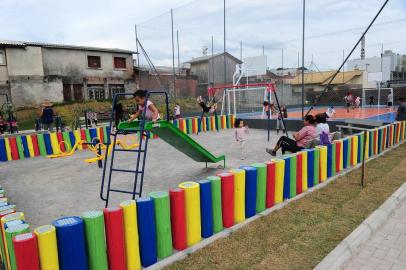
[15,136,25,160]
[347,138,352,168]
[85,129,91,142]
[62,131,72,151]
[36,134,47,156]
[82,211,108,270]
[216,116,221,130]
[289,156,297,198]
[6,223,30,270]
[251,163,266,213]
[314,148,320,186]
[149,191,173,259]
[187,119,192,134]
[208,176,223,233]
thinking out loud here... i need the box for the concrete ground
[0,128,280,228]
[344,197,406,270]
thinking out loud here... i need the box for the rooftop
[185,52,242,64]
[288,70,363,85]
[0,39,136,54]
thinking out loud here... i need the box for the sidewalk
[344,197,406,270]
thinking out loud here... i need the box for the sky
[1,0,405,70]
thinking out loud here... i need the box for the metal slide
[118,120,225,166]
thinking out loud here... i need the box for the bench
[336,119,383,135]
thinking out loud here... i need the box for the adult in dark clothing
[396,98,406,121]
[41,100,54,131]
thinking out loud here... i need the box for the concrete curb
[315,160,406,269]
[147,144,403,270]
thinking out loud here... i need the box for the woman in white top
[128,90,160,122]
[315,113,331,144]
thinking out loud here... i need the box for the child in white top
[174,103,181,119]
[128,90,160,122]
[234,118,249,160]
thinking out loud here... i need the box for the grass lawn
[166,144,406,270]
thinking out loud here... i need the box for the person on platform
[344,92,353,113]
[387,92,394,111]
[325,106,336,119]
[128,90,160,122]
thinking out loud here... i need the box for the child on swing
[197,96,217,114]
[128,90,160,123]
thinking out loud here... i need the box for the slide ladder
[100,91,170,207]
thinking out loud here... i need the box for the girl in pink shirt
[234,118,249,160]
[128,90,160,123]
[266,115,316,156]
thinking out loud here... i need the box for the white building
[347,50,406,82]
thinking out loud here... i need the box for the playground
[0,128,275,228]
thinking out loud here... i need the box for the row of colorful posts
[1,121,404,270]
[0,115,234,162]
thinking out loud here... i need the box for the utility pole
[223,0,227,85]
[171,9,176,100]
[135,24,141,89]
[177,30,180,75]
[301,0,306,119]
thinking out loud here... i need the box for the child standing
[234,118,249,160]
[344,92,353,113]
[128,90,160,122]
[174,103,181,119]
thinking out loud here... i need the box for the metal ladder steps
[110,168,144,174]
[109,189,142,195]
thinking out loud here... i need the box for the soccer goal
[362,87,394,107]
[208,83,275,116]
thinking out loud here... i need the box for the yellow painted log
[316,146,327,182]
[229,169,245,224]
[179,181,201,246]
[119,200,141,270]
[301,151,308,192]
[340,140,344,170]
[49,132,61,154]
[74,130,83,150]
[352,136,358,166]
[4,138,11,161]
[34,225,59,270]
[365,132,369,160]
[272,159,285,203]
[26,135,35,157]
[1,212,25,270]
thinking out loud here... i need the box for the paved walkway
[344,198,406,270]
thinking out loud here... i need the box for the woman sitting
[266,115,317,156]
[315,113,331,145]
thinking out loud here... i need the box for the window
[109,84,125,98]
[87,56,101,68]
[114,57,126,69]
[0,50,5,65]
[87,85,105,100]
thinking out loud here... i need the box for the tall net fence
[134,0,406,114]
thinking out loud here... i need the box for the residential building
[184,52,242,95]
[0,40,136,107]
[133,65,198,97]
[347,50,406,82]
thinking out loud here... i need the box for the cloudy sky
[1,0,405,70]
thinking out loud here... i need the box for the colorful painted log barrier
[217,173,235,228]
[136,197,157,267]
[229,169,246,223]
[12,233,40,270]
[52,216,88,270]
[149,191,172,259]
[0,115,235,162]
[82,210,109,270]
[169,188,187,250]
[197,180,213,238]
[2,122,405,270]
[179,182,201,246]
[207,176,223,233]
